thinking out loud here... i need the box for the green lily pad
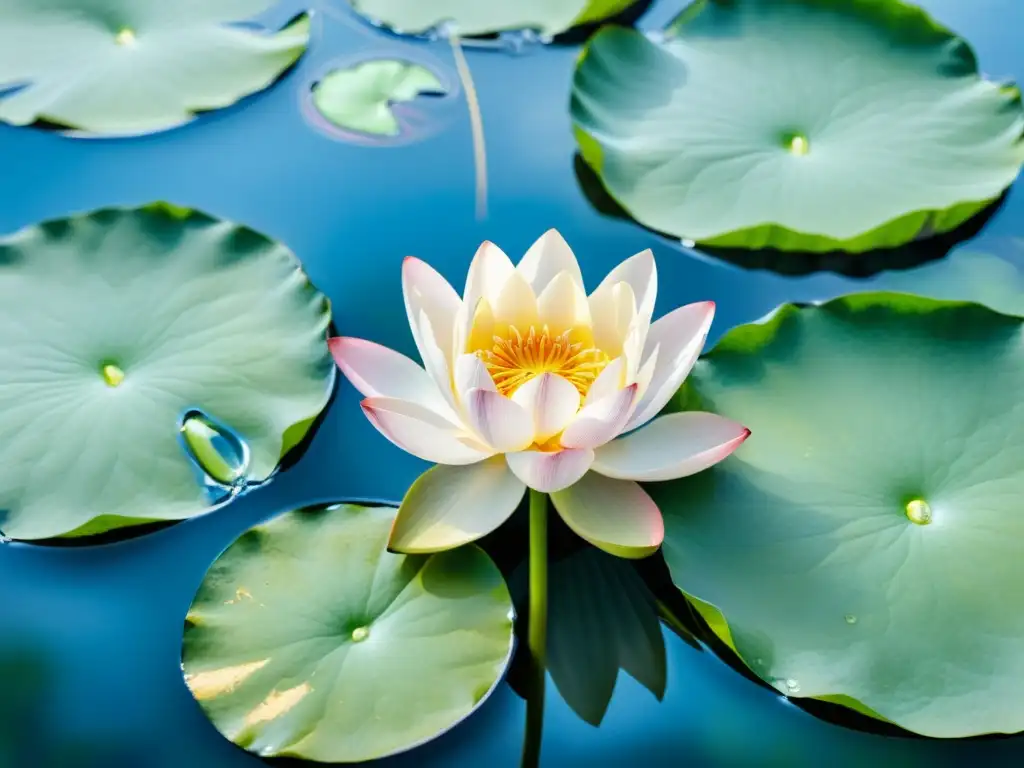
[347,0,640,37]
[182,503,515,763]
[0,0,310,136]
[654,292,1024,737]
[0,204,333,541]
[509,547,666,726]
[571,0,1024,253]
[312,60,445,137]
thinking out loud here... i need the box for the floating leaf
[655,293,1024,737]
[0,0,310,136]
[0,204,333,540]
[182,503,514,763]
[312,60,445,137]
[571,0,1024,253]
[510,547,666,726]
[347,0,641,37]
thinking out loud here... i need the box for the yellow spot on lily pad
[186,659,269,700]
[244,682,312,726]
[115,28,136,46]
[905,498,932,525]
[101,363,125,387]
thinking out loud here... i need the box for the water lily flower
[330,231,749,558]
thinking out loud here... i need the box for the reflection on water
[1,0,1024,765]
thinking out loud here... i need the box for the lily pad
[312,59,445,137]
[182,502,515,763]
[0,0,310,136]
[347,0,641,37]
[571,0,1024,253]
[655,292,1024,737]
[509,547,666,726]
[0,204,334,541]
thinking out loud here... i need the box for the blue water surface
[2,0,1023,766]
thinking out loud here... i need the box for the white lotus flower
[330,231,750,558]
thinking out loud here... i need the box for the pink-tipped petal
[561,384,638,449]
[550,473,664,559]
[506,448,594,493]
[625,301,715,432]
[583,356,626,407]
[362,397,491,465]
[402,256,461,368]
[329,337,446,411]
[593,412,750,481]
[464,387,535,452]
[511,373,581,442]
[388,458,526,553]
[454,353,496,397]
[517,229,585,293]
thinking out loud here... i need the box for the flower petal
[361,397,491,465]
[550,473,664,559]
[537,270,592,340]
[510,373,581,442]
[561,384,638,449]
[464,387,535,452]
[589,249,656,350]
[457,241,515,356]
[583,356,626,407]
[454,352,496,397]
[389,458,526,553]
[506,448,594,493]
[626,301,715,432]
[493,269,539,330]
[415,308,459,411]
[516,229,585,294]
[329,337,447,412]
[589,281,636,358]
[403,256,460,368]
[593,412,750,481]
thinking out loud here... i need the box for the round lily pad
[312,59,445,137]
[0,204,334,541]
[182,502,515,763]
[654,292,1024,737]
[0,0,310,136]
[347,0,640,37]
[571,0,1024,253]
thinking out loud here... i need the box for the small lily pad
[509,547,666,726]
[0,0,310,136]
[0,204,334,541]
[571,0,1024,252]
[655,293,1024,737]
[312,60,445,137]
[182,503,515,763]
[347,0,641,37]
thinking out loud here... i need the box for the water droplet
[351,626,370,642]
[905,498,932,525]
[101,363,125,387]
[180,411,249,487]
[115,28,136,46]
[681,238,696,248]
[845,614,857,625]
[784,678,800,693]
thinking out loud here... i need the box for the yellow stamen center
[478,324,608,397]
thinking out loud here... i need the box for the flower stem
[520,488,548,768]
[447,31,488,220]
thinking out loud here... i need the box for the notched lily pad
[347,0,642,38]
[655,292,1024,737]
[0,204,334,541]
[571,0,1024,253]
[0,0,310,136]
[182,503,515,763]
[312,59,446,137]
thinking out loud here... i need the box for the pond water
[1,0,1023,765]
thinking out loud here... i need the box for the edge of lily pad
[571,0,1024,253]
[662,289,1024,729]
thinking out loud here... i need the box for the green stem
[520,489,548,768]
